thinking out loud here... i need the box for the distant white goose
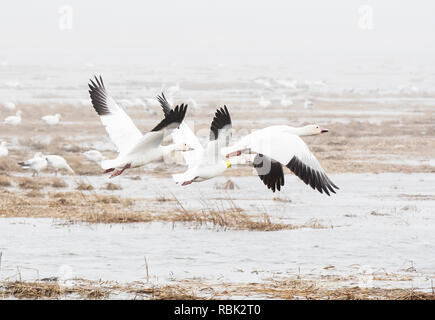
[259,96,271,108]
[45,155,74,175]
[304,99,313,110]
[88,76,190,178]
[223,125,339,195]
[254,78,272,88]
[4,110,22,125]
[280,95,293,107]
[3,101,16,110]
[167,83,180,96]
[18,152,48,176]
[275,79,297,89]
[168,105,250,185]
[83,150,105,163]
[41,113,61,125]
[0,141,8,157]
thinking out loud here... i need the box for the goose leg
[226,148,251,158]
[181,176,199,186]
[109,163,131,179]
[104,168,115,174]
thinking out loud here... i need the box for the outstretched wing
[201,106,233,165]
[253,154,285,192]
[126,104,188,156]
[156,92,172,116]
[227,129,339,195]
[209,105,232,147]
[88,75,143,154]
[156,93,203,167]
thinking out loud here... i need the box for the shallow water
[1,173,434,291]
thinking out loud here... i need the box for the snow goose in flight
[0,141,8,157]
[88,76,189,178]
[156,93,202,152]
[4,110,22,125]
[164,103,250,185]
[223,125,339,195]
[45,155,75,175]
[41,113,61,125]
[18,152,47,176]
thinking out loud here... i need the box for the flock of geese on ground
[2,75,339,195]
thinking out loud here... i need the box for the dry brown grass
[273,197,292,203]
[0,175,12,187]
[0,188,326,231]
[0,279,200,300]
[103,183,122,190]
[0,157,21,172]
[3,275,432,300]
[215,179,239,190]
[76,182,94,191]
[223,278,435,300]
[68,156,102,176]
[26,190,44,198]
[51,178,68,188]
[19,138,49,152]
[0,281,109,299]
[18,177,42,190]
[170,198,295,231]
[171,273,435,300]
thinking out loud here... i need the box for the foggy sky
[1,0,434,67]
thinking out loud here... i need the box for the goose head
[297,124,328,136]
[16,110,23,117]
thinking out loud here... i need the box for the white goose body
[18,152,48,176]
[223,124,339,195]
[280,95,293,107]
[88,76,189,178]
[83,150,105,163]
[41,113,61,125]
[103,142,179,170]
[259,96,271,108]
[4,110,22,125]
[304,100,313,110]
[0,142,8,157]
[168,105,251,185]
[45,155,74,175]
[3,102,16,110]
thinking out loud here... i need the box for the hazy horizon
[1,0,434,68]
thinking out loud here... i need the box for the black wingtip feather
[209,105,232,141]
[286,156,338,196]
[88,75,111,116]
[156,92,172,116]
[253,154,285,193]
[151,103,187,132]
